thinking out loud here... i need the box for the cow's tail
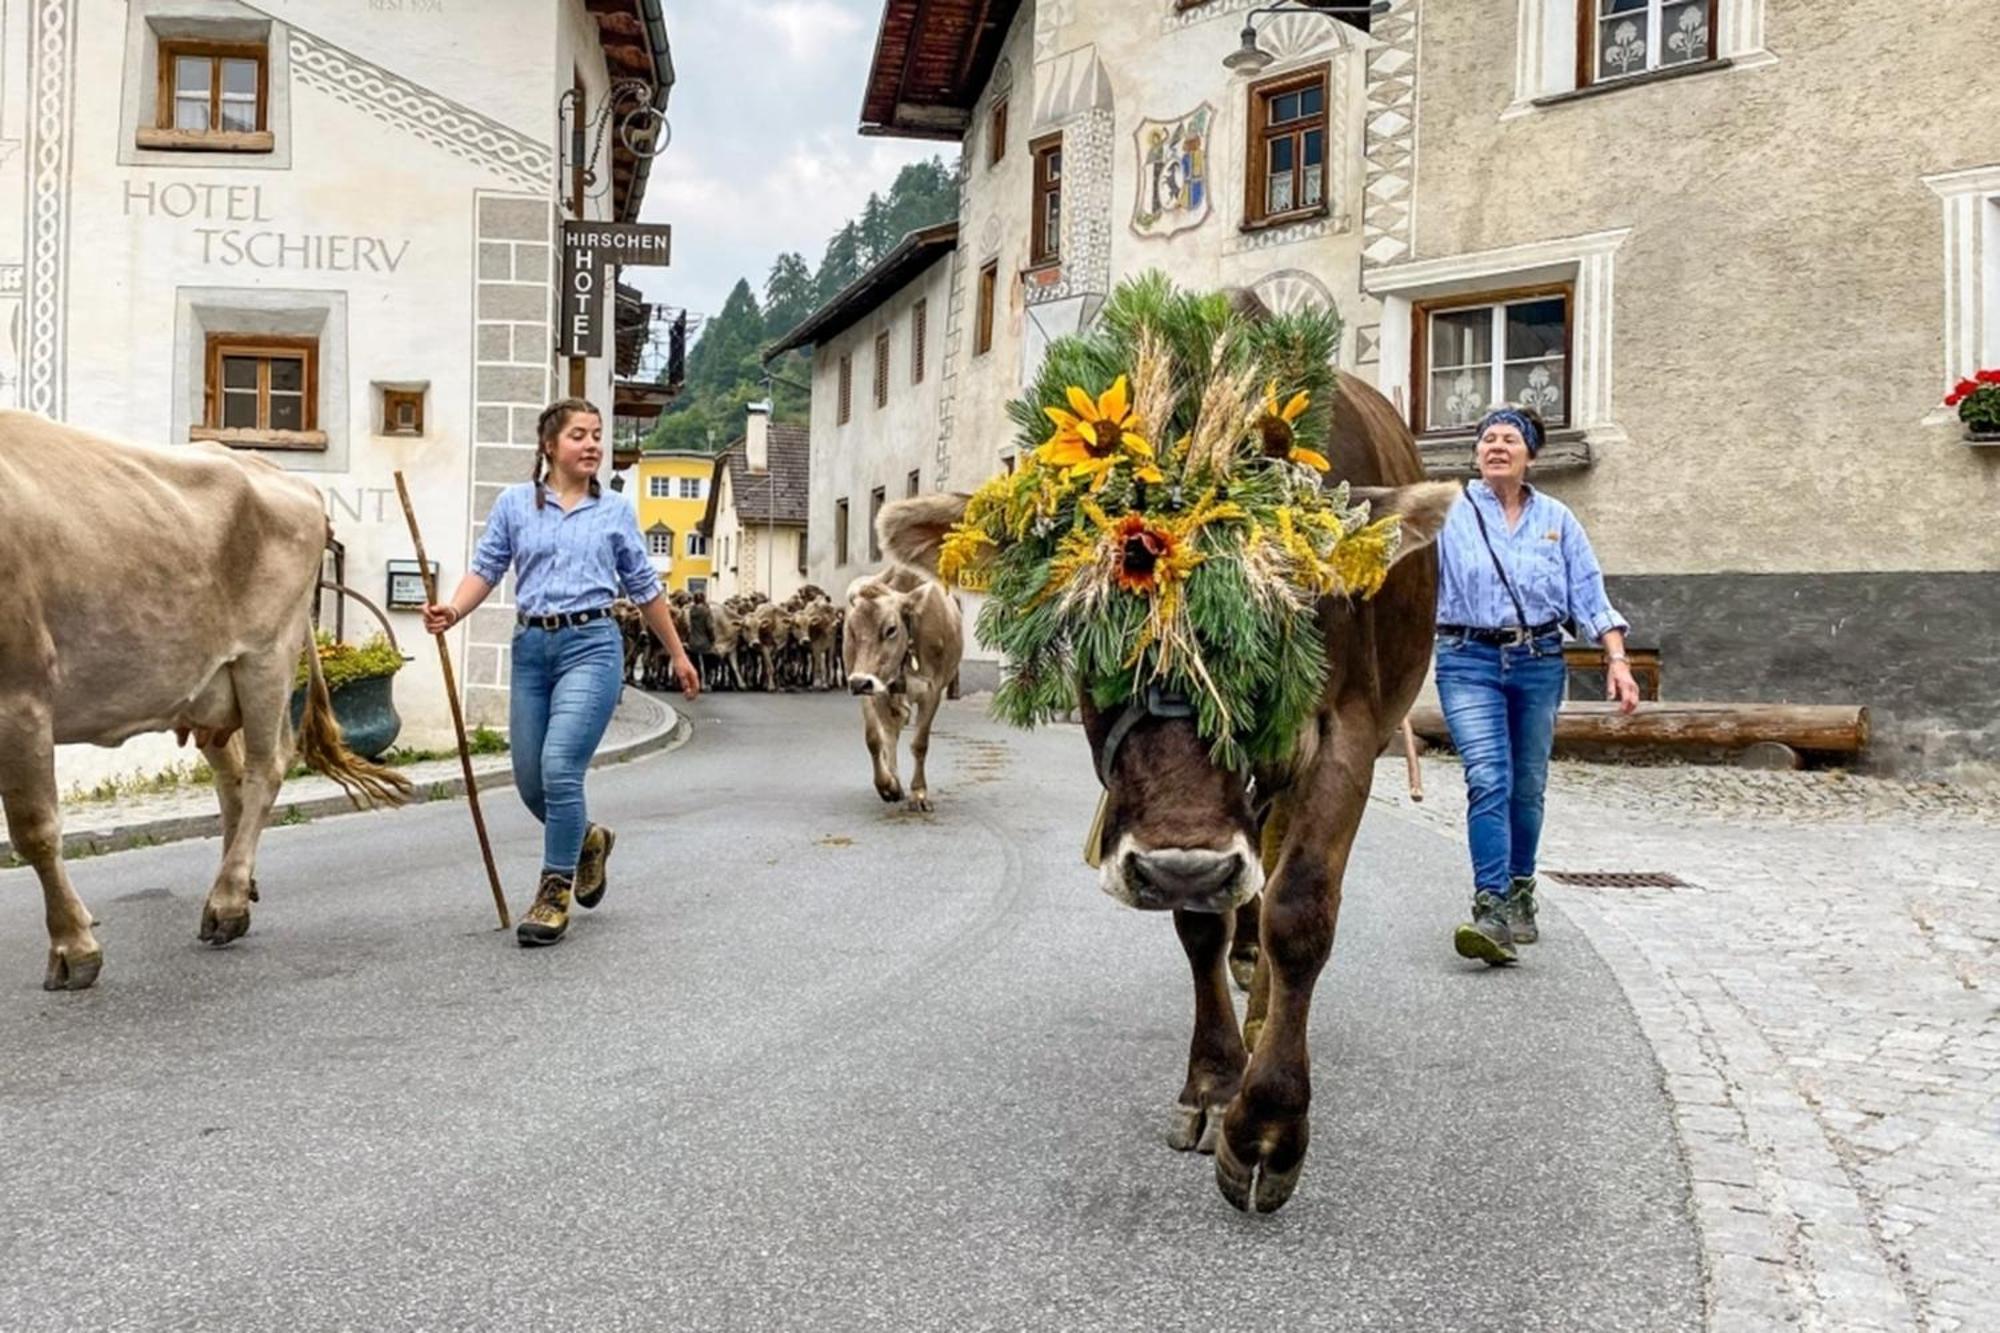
[297,624,415,809]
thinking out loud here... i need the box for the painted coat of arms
[1133,103,1213,239]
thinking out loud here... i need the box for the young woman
[1434,406,1640,966]
[423,398,699,948]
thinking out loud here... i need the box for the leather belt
[516,607,614,630]
[1437,620,1562,647]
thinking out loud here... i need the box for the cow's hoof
[198,905,251,946]
[1229,955,1257,992]
[907,792,933,813]
[1166,1103,1226,1155]
[876,784,904,804]
[1215,1134,1305,1214]
[43,946,104,991]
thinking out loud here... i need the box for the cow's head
[843,577,919,697]
[880,485,1455,912]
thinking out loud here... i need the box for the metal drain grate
[1546,870,1689,889]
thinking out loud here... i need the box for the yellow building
[632,450,716,594]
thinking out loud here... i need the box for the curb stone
[4,690,690,864]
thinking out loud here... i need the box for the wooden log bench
[1406,701,1870,768]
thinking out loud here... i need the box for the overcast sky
[630,2,944,330]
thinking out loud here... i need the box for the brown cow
[842,566,963,812]
[0,412,412,990]
[878,372,1456,1211]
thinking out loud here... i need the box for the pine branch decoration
[946,273,1395,769]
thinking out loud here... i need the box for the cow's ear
[878,493,971,578]
[1351,481,1460,567]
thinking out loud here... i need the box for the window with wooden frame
[911,299,928,384]
[1411,286,1572,436]
[907,469,921,498]
[838,353,853,424]
[1245,64,1329,228]
[198,335,321,447]
[1029,134,1064,268]
[975,261,998,356]
[382,388,424,438]
[874,330,891,408]
[835,498,851,566]
[1582,0,1717,86]
[868,487,886,562]
[146,41,271,152]
[988,97,1009,167]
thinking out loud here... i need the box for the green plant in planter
[1945,369,2000,437]
[292,631,406,761]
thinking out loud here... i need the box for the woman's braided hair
[531,397,603,509]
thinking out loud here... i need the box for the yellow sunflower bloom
[1037,376,1164,490]
[1252,379,1329,472]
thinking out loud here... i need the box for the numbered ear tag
[1083,791,1110,869]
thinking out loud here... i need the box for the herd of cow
[613,572,967,813]
[3,359,1460,1216]
[611,587,847,695]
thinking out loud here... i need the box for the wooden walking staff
[1401,716,1424,803]
[393,471,511,930]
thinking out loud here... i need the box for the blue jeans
[509,618,623,875]
[1435,633,1567,895]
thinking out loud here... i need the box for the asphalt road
[1,693,1701,1332]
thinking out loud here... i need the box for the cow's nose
[1124,848,1246,912]
[847,675,876,695]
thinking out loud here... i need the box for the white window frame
[647,529,675,559]
[1506,0,1772,117]
[648,476,671,499]
[677,476,704,500]
[1419,293,1571,435]
[685,531,709,557]
[1367,227,1630,448]
[1923,164,2000,423]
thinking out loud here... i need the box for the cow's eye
[884,625,898,639]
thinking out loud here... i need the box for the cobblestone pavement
[1376,756,2000,1332]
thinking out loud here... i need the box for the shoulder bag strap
[1463,481,1529,629]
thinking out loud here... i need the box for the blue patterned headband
[1476,408,1543,456]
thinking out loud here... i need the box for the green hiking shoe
[1508,875,1540,944]
[1453,891,1519,966]
[575,823,616,910]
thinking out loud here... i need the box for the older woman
[1435,406,1639,966]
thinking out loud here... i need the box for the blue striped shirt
[470,483,662,615]
[1434,482,1628,642]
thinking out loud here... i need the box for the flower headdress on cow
[939,273,1406,770]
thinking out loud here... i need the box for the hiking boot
[1508,875,1540,944]
[516,872,573,948]
[1453,891,1518,966]
[574,823,616,910]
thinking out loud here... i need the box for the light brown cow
[878,371,1457,1212]
[0,412,411,990]
[842,564,964,812]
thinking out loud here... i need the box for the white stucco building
[0,0,675,789]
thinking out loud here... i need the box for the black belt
[517,607,614,630]
[1437,620,1562,646]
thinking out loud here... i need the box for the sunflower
[1038,376,1166,490]
[1252,380,1329,472]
